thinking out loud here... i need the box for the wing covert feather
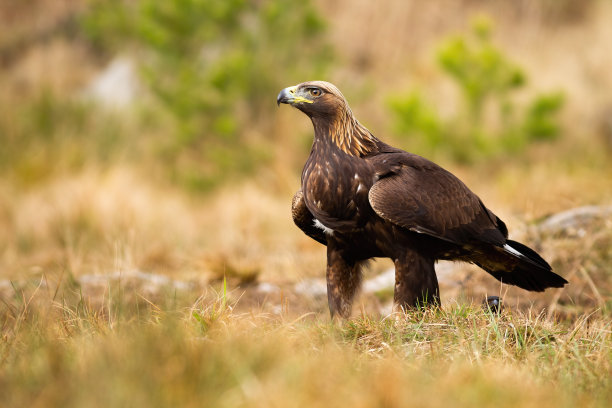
[368,155,506,245]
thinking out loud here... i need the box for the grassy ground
[2,286,612,408]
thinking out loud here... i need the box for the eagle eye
[309,88,322,97]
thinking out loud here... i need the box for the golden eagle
[277,81,567,318]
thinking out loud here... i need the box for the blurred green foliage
[0,92,124,185]
[83,0,332,191]
[388,17,564,162]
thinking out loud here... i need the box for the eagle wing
[292,190,327,246]
[367,152,567,291]
[368,153,507,246]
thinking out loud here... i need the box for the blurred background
[1,0,611,318]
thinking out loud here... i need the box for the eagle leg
[325,245,363,319]
[393,250,440,311]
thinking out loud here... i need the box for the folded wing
[368,153,507,246]
[367,152,567,291]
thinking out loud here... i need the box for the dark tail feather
[473,240,568,292]
[504,239,551,270]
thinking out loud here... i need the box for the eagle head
[277,81,348,119]
[277,81,378,156]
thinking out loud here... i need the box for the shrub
[388,17,564,163]
[0,91,124,185]
[83,0,332,190]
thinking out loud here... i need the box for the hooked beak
[277,85,314,107]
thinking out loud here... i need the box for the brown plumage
[277,81,567,318]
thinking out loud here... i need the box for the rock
[434,261,464,287]
[294,279,327,298]
[363,268,395,293]
[256,282,280,294]
[83,57,141,109]
[78,270,192,291]
[363,260,463,294]
[538,205,612,236]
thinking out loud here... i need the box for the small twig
[579,266,605,307]
[548,261,579,316]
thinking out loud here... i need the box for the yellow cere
[287,86,314,104]
[293,96,313,104]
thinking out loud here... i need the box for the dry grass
[1,160,609,317]
[1,285,612,408]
